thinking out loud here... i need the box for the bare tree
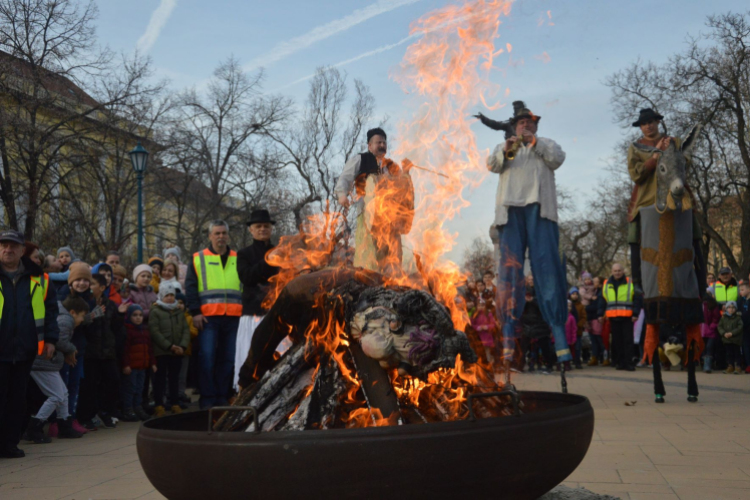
[605,11,750,278]
[462,236,495,280]
[153,58,292,254]
[0,0,157,240]
[264,67,375,226]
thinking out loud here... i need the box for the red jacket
[122,323,155,370]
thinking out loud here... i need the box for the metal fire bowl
[137,391,594,500]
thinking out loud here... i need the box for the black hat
[0,230,24,245]
[366,127,387,142]
[509,101,541,125]
[632,108,664,127]
[246,209,276,226]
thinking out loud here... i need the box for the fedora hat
[246,209,275,226]
[509,100,541,125]
[632,108,664,127]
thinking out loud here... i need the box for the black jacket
[521,287,551,339]
[0,257,60,363]
[237,240,279,316]
[597,275,643,320]
[84,298,122,360]
[185,244,231,317]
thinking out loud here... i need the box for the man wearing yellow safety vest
[185,221,242,409]
[598,263,642,372]
[0,230,59,459]
[712,267,738,307]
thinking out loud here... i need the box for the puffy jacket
[33,304,77,371]
[0,257,60,362]
[56,285,95,353]
[701,300,721,339]
[584,287,602,320]
[565,314,577,346]
[471,311,496,332]
[129,284,157,321]
[84,298,121,360]
[122,323,155,370]
[521,287,550,339]
[149,304,191,357]
[718,314,743,346]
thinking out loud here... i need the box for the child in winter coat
[122,305,156,421]
[565,300,577,370]
[150,282,191,416]
[568,287,587,369]
[25,296,89,443]
[176,293,198,404]
[718,301,744,374]
[471,300,497,364]
[130,264,158,321]
[149,256,164,293]
[701,288,722,373]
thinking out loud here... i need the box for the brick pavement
[0,366,748,499]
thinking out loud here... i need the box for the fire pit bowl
[137,391,593,500]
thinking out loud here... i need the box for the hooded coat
[718,313,743,346]
[32,303,77,371]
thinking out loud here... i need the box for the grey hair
[208,220,229,234]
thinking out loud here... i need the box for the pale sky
[97,0,748,262]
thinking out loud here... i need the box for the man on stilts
[483,101,572,364]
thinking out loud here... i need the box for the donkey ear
[681,124,701,154]
[632,142,660,154]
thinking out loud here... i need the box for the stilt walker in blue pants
[483,101,571,363]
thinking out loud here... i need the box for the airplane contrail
[137,0,178,53]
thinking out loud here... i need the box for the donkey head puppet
[632,124,701,213]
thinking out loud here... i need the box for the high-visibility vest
[603,278,634,318]
[0,273,49,355]
[193,249,242,317]
[714,282,738,304]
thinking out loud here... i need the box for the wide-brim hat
[632,108,664,127]
[247,209,276,226]
[509,100,541,125]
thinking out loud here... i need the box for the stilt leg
[687,341,698,402]
[653,346,665,403]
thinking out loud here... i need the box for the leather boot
[57,417,83,439]
[587,356,598,366]
[25,417,51,444]
[725,364,734,374]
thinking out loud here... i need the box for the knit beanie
[164,247,182,261]
[112,264,127,278]
[569,286,579,295]
[175,292,187,304]
[125,304,144,324]
[581,271,592,281]
[158,281,178,301]
[148,256,164,269]
[133,264,153,282]
[726,301,737,312]
[57,246,77,261]
[92,263,113,276]
[67,262,92,285]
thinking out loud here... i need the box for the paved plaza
[0,366,748,499]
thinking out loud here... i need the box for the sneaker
[134,406,150,421]
[636,361,647,368]
[48,422,59,438]
[540,368,551,375]
[120,410,139,422]
[734,367,742,375]
[170,405,183,414]
[153,406,166,418]
[746,366,750,374]
[81,419,98,431]
[99,414,117,428]
[72,419,89,434]
[725,364,734,374]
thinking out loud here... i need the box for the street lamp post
[129,142,149,263]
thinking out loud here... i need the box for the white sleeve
[487,143,507,174]
[533,137,565,171]
[334,155,361,199]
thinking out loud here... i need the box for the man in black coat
[234,209,280,389]
[0,230,59,458]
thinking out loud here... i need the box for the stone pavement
[0,366,748,499]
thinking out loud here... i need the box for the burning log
[216,267,523,433]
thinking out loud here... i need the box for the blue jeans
[121,369,146,410]
[60,358,84,417]
[496,204,571,361]
[198,316,239,408]
[590,335,605,360]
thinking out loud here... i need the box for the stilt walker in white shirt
[234,209,279,390]
[482,101,572,364]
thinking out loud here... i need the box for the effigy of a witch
[630,124,705,403]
